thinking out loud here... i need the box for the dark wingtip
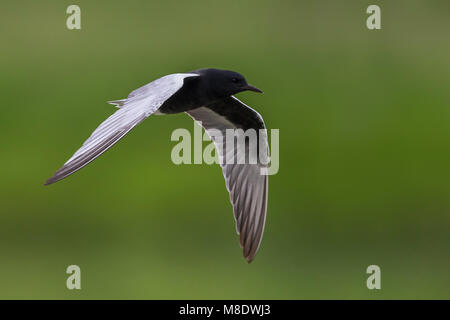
[242,240,259,263]
[243,249,256,263]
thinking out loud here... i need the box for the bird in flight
[45,68,269,262]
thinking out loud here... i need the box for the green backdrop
[1,0,449,299]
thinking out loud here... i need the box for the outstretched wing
[45,73,198,185]
[186,96,269,263]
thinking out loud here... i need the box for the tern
[45,68,269,262]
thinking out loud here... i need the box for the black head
[194,68,262,99]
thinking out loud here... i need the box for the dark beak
[243,84,263,93]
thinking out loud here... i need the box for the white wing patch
[46,73,198,185]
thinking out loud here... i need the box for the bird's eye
[231,78,239,83]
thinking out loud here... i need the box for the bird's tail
[107,99,127,108]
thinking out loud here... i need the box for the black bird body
[45,68,269,263]
[157,74,204,114]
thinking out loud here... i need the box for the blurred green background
[1,0,449,299]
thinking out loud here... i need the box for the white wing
[186,96,269,262]
[46,73,198,185]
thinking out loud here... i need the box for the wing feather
[46,73,198,185]
[186,96,269,262]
